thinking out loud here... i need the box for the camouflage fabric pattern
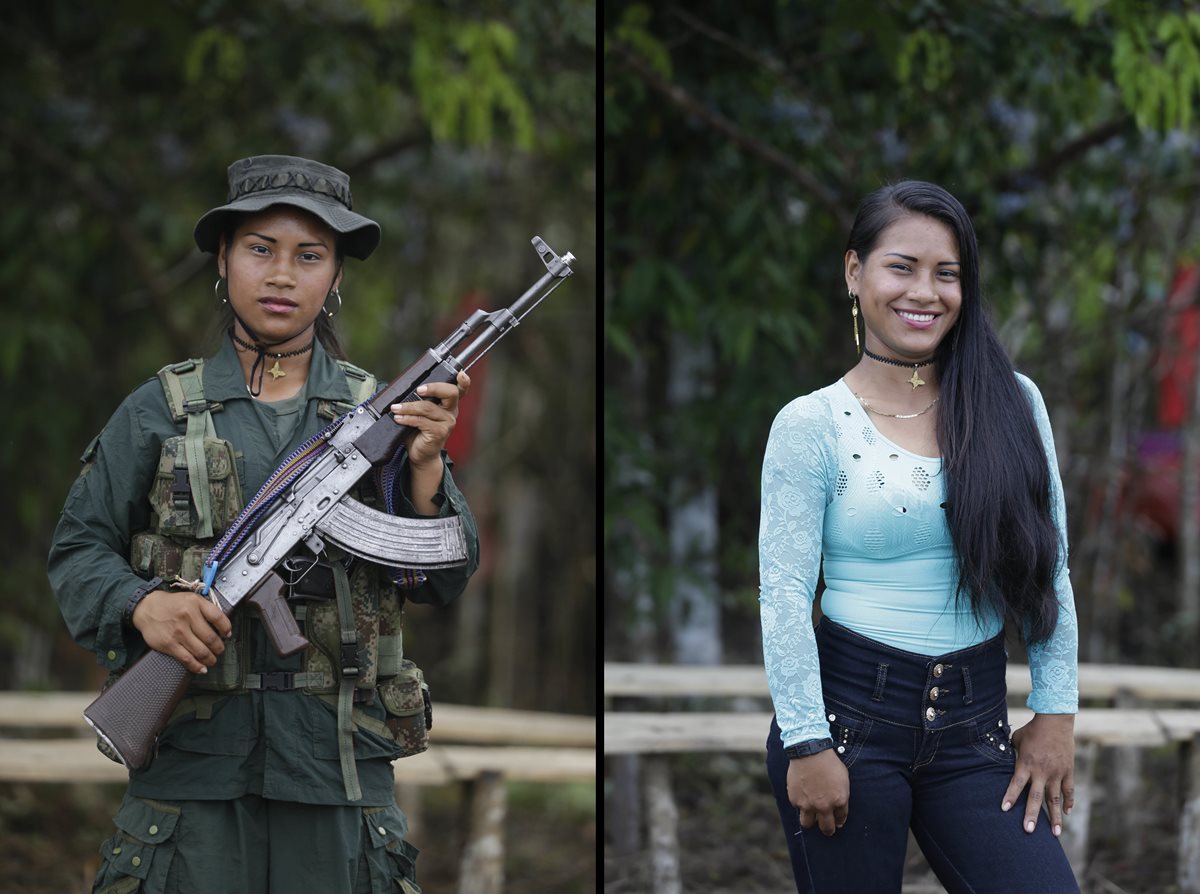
[377,588,405,678]
[129,536,210,585]
[379,660,429,757]
[303,562,385,694]
[148,436,243,537]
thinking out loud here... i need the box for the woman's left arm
[390,371,472,515]
[1003,374,1080,838]
[384,370,481,606]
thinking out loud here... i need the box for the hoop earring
[850,291,861,354]
[214,278,228,304]
[324,287,343,318]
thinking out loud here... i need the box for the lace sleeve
[758,393,837,746]
[1017,374,1080,714]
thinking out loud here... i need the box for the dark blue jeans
[766,618,1080,893]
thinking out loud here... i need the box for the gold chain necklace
[855,392,940,420]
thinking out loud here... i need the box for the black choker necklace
[862,346,935,390]
[229,328,315,396]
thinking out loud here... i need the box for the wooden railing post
[1061,741,1096,883]
[457,770,508,894]
[1179,733,1200,893]
[1113,690,1144,864]
[644,755,682,894]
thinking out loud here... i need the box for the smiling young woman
[759,181,1080,893]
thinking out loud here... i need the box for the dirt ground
[0,778,595,894]
[604,749,1182,893]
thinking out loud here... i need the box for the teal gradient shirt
[759,373,1078,747]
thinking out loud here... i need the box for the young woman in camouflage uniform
[49,155,479,893]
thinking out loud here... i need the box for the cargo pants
[92,792,421,894]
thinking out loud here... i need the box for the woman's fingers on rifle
[391,394,456,426]
[174,629,216,674]
[393,372,470,421]
[197,595,233,639]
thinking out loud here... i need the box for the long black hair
[846,180,1060,644]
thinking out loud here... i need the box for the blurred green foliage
[0,0,596,705]
[604,1,1200,663]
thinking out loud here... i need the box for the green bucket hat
[193,155,381,260]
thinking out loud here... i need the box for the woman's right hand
[131,589,233,674]
[787,749,850,836]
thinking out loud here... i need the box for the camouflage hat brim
[193,156,381,260]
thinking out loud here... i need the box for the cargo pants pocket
[92,796,181,893]
[361,804,422,894]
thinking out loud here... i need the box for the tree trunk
[488,477,537,707]
[667,333,721,666]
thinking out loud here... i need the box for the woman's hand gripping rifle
[83,237,575,769]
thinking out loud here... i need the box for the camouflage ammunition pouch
[298,560,386,693]
[147,435,244,539]
[378,660,431,758]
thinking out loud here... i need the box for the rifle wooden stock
[83,572,306,769]
[84,649,192,769]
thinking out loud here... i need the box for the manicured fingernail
[417,385,428,394]
[1025,820,1034,833]
[1002,801,1011,812]
[199,667,208,675]
[1053,825,1061,837]
[1065,806,1071,815]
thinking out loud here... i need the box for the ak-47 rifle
[84,236,575,768]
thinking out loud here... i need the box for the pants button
[925,707,936,722]
[929,687,940,701]
[933,663,944,677]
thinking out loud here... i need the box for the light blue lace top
[759,373,1079,747]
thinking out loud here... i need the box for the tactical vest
[128,357,432,800]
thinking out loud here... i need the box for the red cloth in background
[1158,265,1200,429]
[441,290,489,464]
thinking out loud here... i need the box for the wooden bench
[0,691,595,894]
[604,661,1200,894]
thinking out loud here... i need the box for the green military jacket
[48,336,479,805]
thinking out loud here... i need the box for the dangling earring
[850,291,861,354]
[323,286,343,318]
[214,278,228,304]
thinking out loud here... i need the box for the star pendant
[268,360,286,381]
[909,369,925,389]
